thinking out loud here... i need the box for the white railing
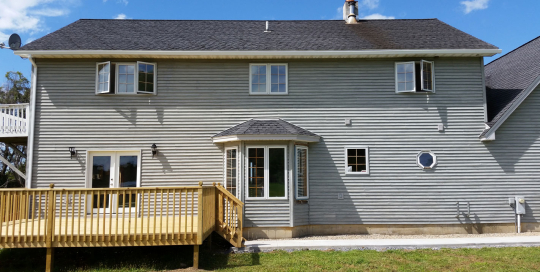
[0,103,29,137]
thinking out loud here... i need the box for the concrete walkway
[243,236,540,252]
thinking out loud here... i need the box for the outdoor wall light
[69,147,76,159]
[151,144,157,158]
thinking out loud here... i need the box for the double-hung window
[345,146,370,175]
[250,64,288,95]
[95,61,157,95]
[247,146,287,199]
[295,146,309,200]
[395,60,435,93]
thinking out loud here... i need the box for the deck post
[45,184,55,272]
[193,245,199,269]
[197,182,203,245]
[45,247,54,272]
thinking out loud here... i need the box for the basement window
[345,146,369,175]
[395,60,435,93]
[95,61,157,95]
[250,64,288,95]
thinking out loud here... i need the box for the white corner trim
[25,56,37,188]
[483,74,540,140]
[14,49,502,59]
[212,134,320,143]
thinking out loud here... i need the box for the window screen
[251,65,267,93]
[396,62,415,92]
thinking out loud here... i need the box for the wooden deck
[0,183,244,270]
[1,216,199,247]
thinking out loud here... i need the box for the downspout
[25,55,37,189]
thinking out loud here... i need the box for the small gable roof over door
[212,119,320,143]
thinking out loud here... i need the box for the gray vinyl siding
[32,57,536,227]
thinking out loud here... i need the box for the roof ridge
[277,119,301,134]
[486,35,540,67]
[77,18,438,22]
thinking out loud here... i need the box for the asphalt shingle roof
[485,36,540,126]
[21,19,497,51]
[213,119,319,138]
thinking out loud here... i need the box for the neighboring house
[10,1,540,239]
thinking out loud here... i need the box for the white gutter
[25,55,37,188]
[14,49,502,58]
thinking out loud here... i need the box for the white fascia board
[482,74,540,140]
[480,132,495,142]
[212,134,320,143]
[14,49,502,58]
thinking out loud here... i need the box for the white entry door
[88,151,140,213]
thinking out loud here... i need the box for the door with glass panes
[88,151,140,213]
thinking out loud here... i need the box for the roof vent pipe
[344,0,359,24]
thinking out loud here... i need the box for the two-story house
[7,1,540,241]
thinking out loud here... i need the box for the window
[295,146,309,200]
[95,61,157,95]
[224,148,238,197]
[345,146,369,174]
[117,64,135,94]
[247,146,287,199]
[395,60,435,93]
[96,62,111,94]
[249,64,288,95]
[417,151,437,169]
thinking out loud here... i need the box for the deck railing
[0,103,29,137]
[0,183,244,249]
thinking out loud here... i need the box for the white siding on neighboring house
[32,57,538,228]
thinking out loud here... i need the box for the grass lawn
[1,242,540,272]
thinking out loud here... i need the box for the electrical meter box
[515,196,526,215]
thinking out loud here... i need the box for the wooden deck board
[1,216,200,247]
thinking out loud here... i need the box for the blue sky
[0,0,538,81]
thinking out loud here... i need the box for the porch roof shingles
[213,119,319,138]
[20,19,498,51]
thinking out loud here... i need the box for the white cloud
[333,6,343,20]
[0,0,70,43]
[362,13,395,20]
[29,8,69,17]
[120,0,128,5]
[114,13,128,20]
[461,0,490,14]
[361,0,379,10]
[25,37,35,44]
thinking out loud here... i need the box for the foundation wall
[244,223,540,240]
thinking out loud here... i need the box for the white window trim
[420,60,435,93]
[395,61,436,94]
[115,62,137,95]
[95,61,157,95]
[249,63,288,95]
[224,146,239,198]
[395,61,416,93]
[417,150,437,170]
[295,145,309,200]
[344,146,370,175]
[136,61,158,95]
[95,61,111,94]
[245,145,288,200]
